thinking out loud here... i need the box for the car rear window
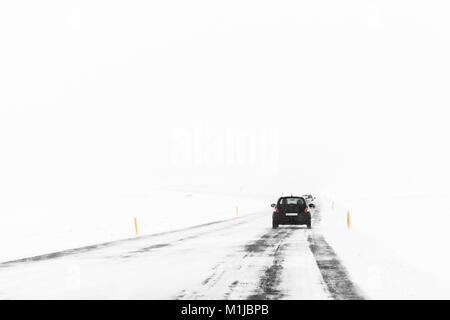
[279,198,305,206]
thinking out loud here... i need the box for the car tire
[306,221,312,229]
[272,220,278,229]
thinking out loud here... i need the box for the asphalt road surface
[0,207,363,299]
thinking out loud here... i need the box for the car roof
[278,196,305,200]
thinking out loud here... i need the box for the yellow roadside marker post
[347,211,350,229]
[134,218,139,235]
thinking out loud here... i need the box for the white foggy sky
[1,0,450,207]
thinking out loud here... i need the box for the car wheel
[272,220,278,229]
[306,221,311,229]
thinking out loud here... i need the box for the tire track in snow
[246,242,287,300]
[308,207,364,300]
[176,228,294,299]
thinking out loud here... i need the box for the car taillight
[275,207,279,213]
[304,207,309,213]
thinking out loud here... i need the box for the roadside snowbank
[0,188,269,263]
[319,193,450,299]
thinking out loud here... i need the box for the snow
[3,190,450,299]
[2,0,450,299]
[0,211,328,300]
[277,230,331,299]
[320,194,450,299]
[0,188,268,264]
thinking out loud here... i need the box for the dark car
[271,196,311,229]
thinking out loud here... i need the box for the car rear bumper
[273,213,310,225]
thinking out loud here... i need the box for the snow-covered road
[0,208,363,299]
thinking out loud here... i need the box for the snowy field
[0,187,269,264]
[0,209,329,300]
[321,193,450,299]
[2,191,450,299]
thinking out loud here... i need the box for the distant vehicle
[302,194,316,208]
[271,196,311,229]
